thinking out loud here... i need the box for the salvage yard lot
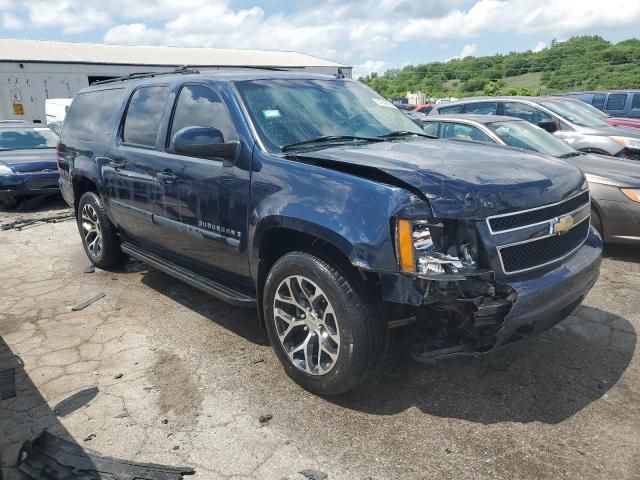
[1,203,639,480]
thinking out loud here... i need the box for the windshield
[539,100,610,128]
[234,78,425,152]
[487,120,576,157]
[558,97,610,119]
[0,128,58,150]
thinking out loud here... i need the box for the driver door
[150,83,251,279]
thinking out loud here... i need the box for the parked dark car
[0,122,60,206]
[422,115,640,244]
[58,69,601,395]
[429,96,640,159]
[553,96,640,130]
[555,90,640,119]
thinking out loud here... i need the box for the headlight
[0,163,14,175]
[396,219,475,275]
[612,136,640,150]
[621,188,640,203]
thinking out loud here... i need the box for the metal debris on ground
[0,367,16,400]
[299,468,329,480]
[19,431,195,479]
[83,433,96,442]
[1,212,75,231]
[71,292,106,311]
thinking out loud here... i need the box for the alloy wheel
[273,275,341,375]
[81,203,103,259]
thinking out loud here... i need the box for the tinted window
[422,122,439,136]
[169,85,237,145]
[631,94,640,112]
[62,88,125,141]
[606,93,627,111]
[417,106,432,114]
[437,105,463,114]
[592,93,606,109]
[122,86,169,147]
[463,102,498,115]
[504,102,553,124]
[441,123,493,143]
[0,128,58,150]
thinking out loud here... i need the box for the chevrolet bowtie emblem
[551,214,574,235]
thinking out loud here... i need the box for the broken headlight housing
[396,219,478,275]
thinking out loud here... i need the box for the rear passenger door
[151,83,251,280]
[104,84,169,244]
[604,93,628,117]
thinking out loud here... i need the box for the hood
[290,138,586,219]
[0,148,58,173]
[565,153,640,188]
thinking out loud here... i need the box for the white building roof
[0,38,346,68]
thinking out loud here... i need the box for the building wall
[0,62,351,123]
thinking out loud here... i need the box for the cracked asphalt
[1,199,639,480]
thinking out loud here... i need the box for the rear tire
[77,191,125,269]
[263,251,386,395]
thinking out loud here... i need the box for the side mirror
[538,119,559,133]
[172,126,239,161]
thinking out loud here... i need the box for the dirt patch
[147,349,203,427]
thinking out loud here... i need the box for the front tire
[263,251,386,395]
[77,191,125,269]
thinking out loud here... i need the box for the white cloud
[353,60,388,79]
[532,41,547,52]
[1,12,22,30]
[449,43,478,60]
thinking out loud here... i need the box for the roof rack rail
[92,66,200,85]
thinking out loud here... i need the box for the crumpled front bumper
[493,226,602,346]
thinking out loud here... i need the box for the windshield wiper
[378,130,437,139]
[558,151,583,158]
[280,135,385,152]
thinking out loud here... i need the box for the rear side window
[631,94,640,113]
[417,106,432,114]
[441,122,493,143]
[437,105,463,114]
[592,93,606,110]
[62,88,125,141]
[169,85,237,145]
[463,102,498,115]
[606,93,627,111]
[504,102,553,124]
[122,86,169,147]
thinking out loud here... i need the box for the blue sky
[1,0,639,77]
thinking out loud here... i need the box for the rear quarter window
[606,93,628,111]
[62,88,125,142]
[437,105,463,114]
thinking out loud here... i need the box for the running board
[121,242,256,308]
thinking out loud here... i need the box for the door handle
[157,171,177,184]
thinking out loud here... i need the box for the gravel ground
[0,198,638,480]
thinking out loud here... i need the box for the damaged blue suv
[58,69,602,395]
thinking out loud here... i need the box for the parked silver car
[421,114,640,244]
[428,96,640,160]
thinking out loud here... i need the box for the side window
[62,88,125,141]
[631,94,640,113]
[437,105,463,114]
[606,93,628,111]
[169,85,237,145]
[422,122,439,136]
[440,123,493,143]
[503,102,552,124]
[462,102,498,115]
[417,106,432,114]
[122,85,169,147]
[592,93,606,110]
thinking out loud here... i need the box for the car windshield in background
[487,120,576,157]
[0,128,58,150]
[559,98,610,119]
[234,79,425,152]
[539,100,610,128]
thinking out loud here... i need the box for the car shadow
[0,336,93,479]
[139,267,268,346]
[603,243,640,262]
[331,305,635,424]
